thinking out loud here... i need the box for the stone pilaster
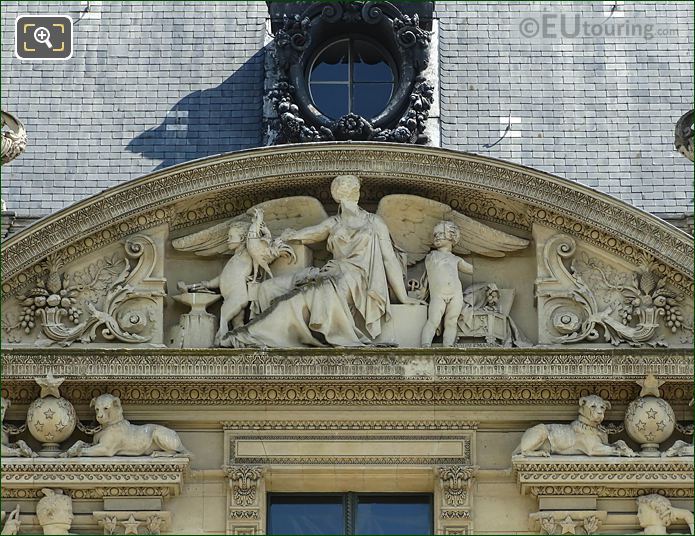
[434,465,478,534]
[223,465,265,535]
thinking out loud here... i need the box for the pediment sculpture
[172,175,530,348]
[1,398,35,458]
[513,394,636,457]
[513,376,693,460]
[63,393,189,458]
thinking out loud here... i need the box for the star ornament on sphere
[636,374,664,397]
[34,372,65,399]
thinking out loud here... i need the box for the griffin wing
[376,194,528,263]
[245,196,328,236]
[172,196,328,256]
[172,218,250,256]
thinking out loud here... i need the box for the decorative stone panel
[1,457,190,499]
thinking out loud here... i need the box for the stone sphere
[27,396,77,444]
[624,396,675,446]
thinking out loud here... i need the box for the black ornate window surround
[267,1,434,144]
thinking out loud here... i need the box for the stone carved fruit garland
[4,235,162,346]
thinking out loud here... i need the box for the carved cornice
[2,349,691,406]
[2,144,691,297]
[1,457,189,498]
[2,348,692,381]
[4,380,691,408]
[222,420,479,430]
[513,456,694,497]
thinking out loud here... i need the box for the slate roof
[1,1,693,222]
[435,1,694,220]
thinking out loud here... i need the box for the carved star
[656,420,666,431]
[44,432,54,440]
[636,420,647,431]
[43,408,55,420]
[645,432,655,441]
[55,420,66,431]
[34,420,44,431]
[121,515,141,535]
[559,515,577,534]
[34,372,64,399]
[646,408,657,419]
[637,374,664,397]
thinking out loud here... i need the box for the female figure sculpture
[223,174,423,347]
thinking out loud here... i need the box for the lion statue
[1,397,35,458]
[514,394,636,457]
[62,394,189,457]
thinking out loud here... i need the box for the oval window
[308,38,396,120]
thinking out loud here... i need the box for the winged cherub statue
[376,195,529,347]
[420,220,473,346]
[172,197,328,344]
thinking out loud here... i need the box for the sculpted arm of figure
[283,218,333,245]
[376,219,425,305]
[458,257,474,275]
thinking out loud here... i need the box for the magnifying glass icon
[33,26,53,49]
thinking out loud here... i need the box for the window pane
[353,40,394,82]
[311,40,349,82]
[310,83,349,120]
[268,495,345,535]
[351,83,392,119]
[355,495,432,535]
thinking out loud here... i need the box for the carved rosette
[674,109,694,162]
[223,465,265,535]
[435,465,477,534]
[1,110,27,166]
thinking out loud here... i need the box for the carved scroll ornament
[537,234,692,347]
[4,235,163,346]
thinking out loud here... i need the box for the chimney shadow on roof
[126,48,265,170]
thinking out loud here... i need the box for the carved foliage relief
[3,235,164,347]
[536,232,693,348]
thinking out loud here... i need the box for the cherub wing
[172,196,328,256]
[172,218,250,256]
[377,194,529,263]
[246,196,328,235]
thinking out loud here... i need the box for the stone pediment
[1,142,692,535]
[0,143,692,352]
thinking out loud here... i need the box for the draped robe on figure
[226,212,394,348]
